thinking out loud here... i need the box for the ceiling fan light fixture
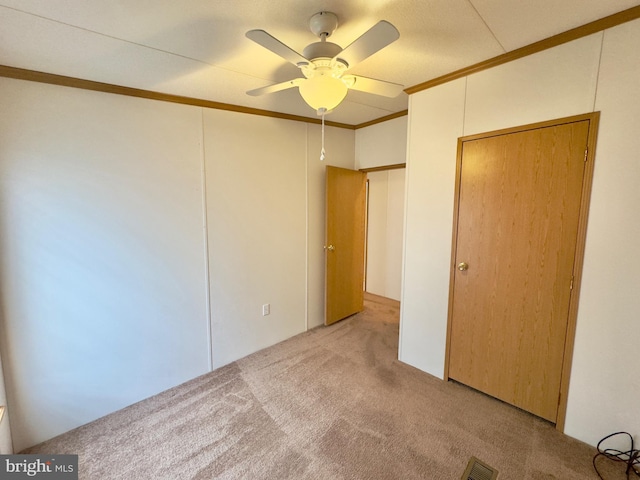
[246,11,401,116]
[298,75,348,112]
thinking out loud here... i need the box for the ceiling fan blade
[333,21,399,69]
[246,30,309,67]
[343,75,404,98]
[246,78,304,96]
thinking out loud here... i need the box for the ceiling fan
[246,12,403,114]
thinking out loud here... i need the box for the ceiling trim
[359,163,406,173]
[0,65,356,130]
[354,110,408,130]
[405,5,640,95]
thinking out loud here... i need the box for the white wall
[204,110,307,366]
[0,78,355,450]
[564,20,640,446]
[366,169,405,301]
[400,78,466,375]
[401,21,640,447]
[0,79,211,451]
[355,116,407,170]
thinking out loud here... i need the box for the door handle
[324,245,335,252]
[457,262,469,271]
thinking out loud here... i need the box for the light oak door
[448,120,590,422]
[325,166,367,326]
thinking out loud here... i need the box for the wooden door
[325,166,367,326]
[447,119,590,422]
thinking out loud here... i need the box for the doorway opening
[362,164,406,303]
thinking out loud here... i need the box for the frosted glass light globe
[299,76,348,111]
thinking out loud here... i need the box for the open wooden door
[447,115,598,424]
[325,166,367,326]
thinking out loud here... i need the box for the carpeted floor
[24,294,615,479]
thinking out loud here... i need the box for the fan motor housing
[303,41,342,61]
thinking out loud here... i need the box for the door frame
[443,112,600,432]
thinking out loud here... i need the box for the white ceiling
[1,0,639,125]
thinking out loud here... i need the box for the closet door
[447,119,590,422]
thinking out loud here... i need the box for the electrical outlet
[262,304,270,316]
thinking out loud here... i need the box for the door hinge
[570,276,575,290]
[584,147,588,162]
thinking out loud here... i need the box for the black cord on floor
[593,431,640,479]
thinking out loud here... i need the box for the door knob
[325,245,335,252]
[457,262,469,271]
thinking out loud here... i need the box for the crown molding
[354,110,408,129]
[0,65,356,130]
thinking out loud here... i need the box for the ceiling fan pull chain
[320,108,326,161]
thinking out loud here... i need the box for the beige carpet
[24,294,613,479]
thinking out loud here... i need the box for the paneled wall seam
[385,171,392,297]
[305,122,310,332]
[592,31,606,112]
[200,107,214,371]
[462,77,469,137]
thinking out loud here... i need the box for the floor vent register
[462,456,499,480]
